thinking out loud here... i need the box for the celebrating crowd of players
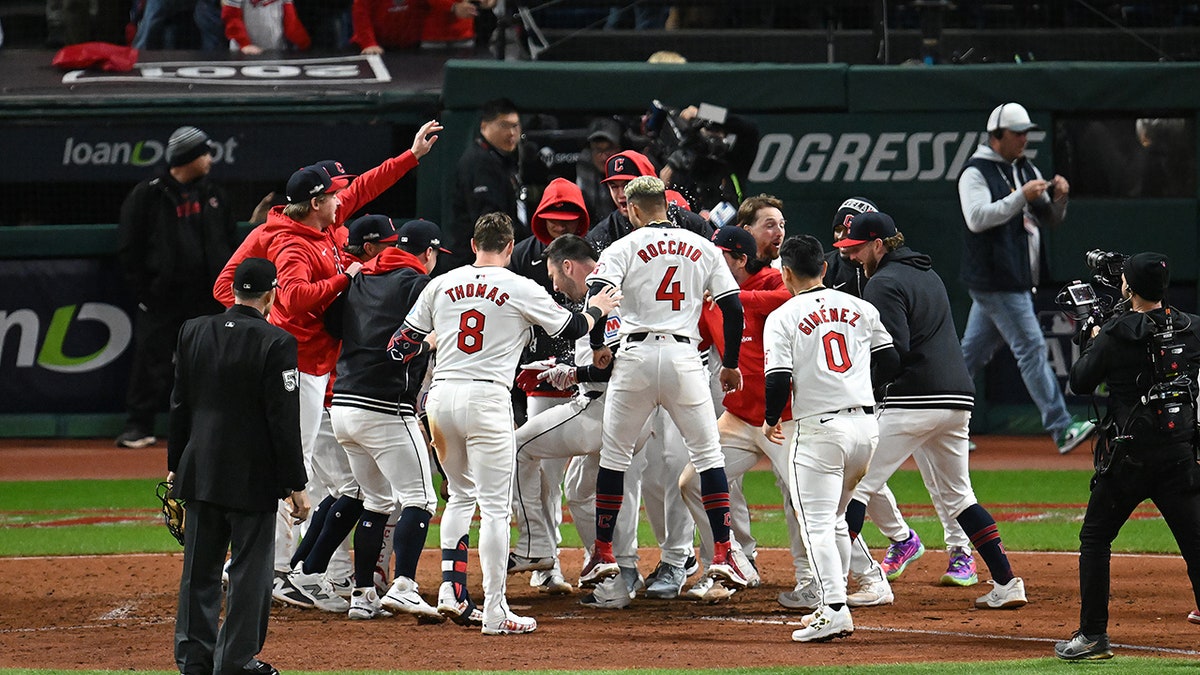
[195,107,1050,650]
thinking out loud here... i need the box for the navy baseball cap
[834,211,897,248]
[312,159,356,182]
[285,163,352,203]
[397,219,451,254]
[347,215,398,247]
[233,257,277,293]
[712,226,757,257]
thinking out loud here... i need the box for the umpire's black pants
[176,500,274,675]
[1077,444,1200,634]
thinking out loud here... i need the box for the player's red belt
[627,332,690,344]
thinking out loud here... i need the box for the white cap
[986,102,1037,133]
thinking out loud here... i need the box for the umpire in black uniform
[1056,252,1200,660]
[169,258,310,675]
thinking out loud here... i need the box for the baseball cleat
[974,576,1027,609]
[708,542,750,590]
[1054,631,1113,660]
[847,578,894,607]
[683,574,715,601]
[348,587,394,620]
[328,573,354,599]
[644,563,686,599]
[578,547,620,588]
[791,605,854,643]
[778,580,820,610]
[940,547,979,587]
[437,581,483,626]
[881,529,925,581]
[1189,609,1200,625]
[580,575,632,610]
[481,611,537,635]
[381,576,443,622]
[531,569,572,595]
[279,565,349,612]
[507,552,556,574]
[731,548,761,588]
[684,554,700,578]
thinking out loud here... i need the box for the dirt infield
[0,549,1197,670]
[1,436,1196,670]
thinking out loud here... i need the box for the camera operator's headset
[990,103,1007,139]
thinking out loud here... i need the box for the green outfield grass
[0,470,1183,557]
[2,659,1199,675]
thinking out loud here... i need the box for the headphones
[990,103,1007,139]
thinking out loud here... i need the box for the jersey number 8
[458,309,486,354]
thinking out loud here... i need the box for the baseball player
[836,212,1028,611]
[510,233,652,607]
[326,216,447,622]
[579,176,749,590]
[679,225,796,601]
[738,194,786,271]
[828,197,977,607]
[389,213,620,635]
[763,234,899,643]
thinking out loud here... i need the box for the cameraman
[651,105,758,224]
[1056,252,1200,660]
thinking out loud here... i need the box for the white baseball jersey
[404,265,574,383]
[764,288,892,417]
[574,310,621,397]
[587,224,738,342]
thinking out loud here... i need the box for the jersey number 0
[822,331,852,373]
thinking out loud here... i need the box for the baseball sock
[594,467,624,545]
[699,467,732,545]
[353,509,389,589]
[291,495,336,569]
[957,503,1014,585]
[301,495,363,574]
[442,534,470,602]
[393,506,432,580]
[845,499,867,539]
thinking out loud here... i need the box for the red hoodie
[351,0,429,50]
[531,177,590,244]
[422,0,473,43]
[213,150,418,309]
[700,266,792,426]
[222,150,420,375]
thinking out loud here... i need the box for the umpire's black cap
[234,258,277,293]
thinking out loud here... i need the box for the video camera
[1056,249,1130,345]
[643,100,734,175]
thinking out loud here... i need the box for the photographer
[645,103,759,225]
[1056,252,1200,661]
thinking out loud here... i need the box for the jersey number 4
[458,309,485,354]
[823,331,852,373]
[656,266,685,311]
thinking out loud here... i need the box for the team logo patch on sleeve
[282,368,299,392]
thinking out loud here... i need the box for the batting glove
[516,358,556,393]
[537,363,577,391]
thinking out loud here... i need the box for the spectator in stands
[445,97,528,270]
[117,126,236,449]
[351,0,429,54]
[421,0,493,49]
[577,117,624,224]
[133,0,224,51]
[294,0,351,49]
[221,0,311,53]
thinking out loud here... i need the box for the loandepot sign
[62,135,239,168]
[0,303,131,373]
